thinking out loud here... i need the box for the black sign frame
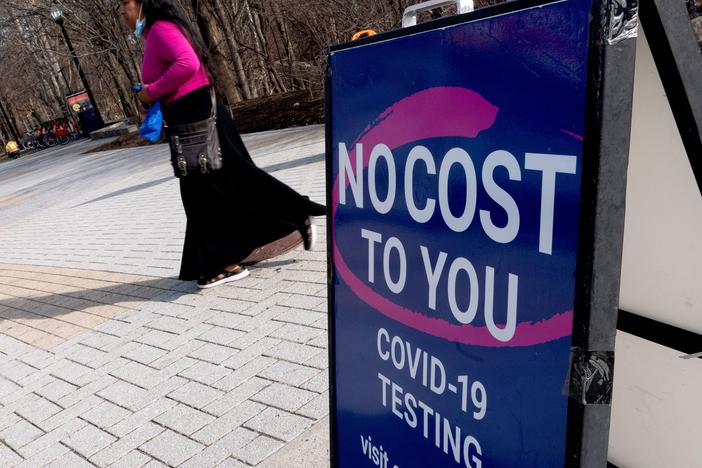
[325,1,639,466]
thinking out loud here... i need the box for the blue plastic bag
[139,101,163,142]
[133,84,162,142]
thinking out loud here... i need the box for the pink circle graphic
[332,87,574,347]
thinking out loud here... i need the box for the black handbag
[163,88,222,177]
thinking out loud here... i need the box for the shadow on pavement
[261,153,324,173]
[75,176,173,207]
[0,277,194,322]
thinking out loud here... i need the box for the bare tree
[0,0,506,137]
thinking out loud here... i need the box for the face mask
[134,4,145,38]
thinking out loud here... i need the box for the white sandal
[197,266,250,289]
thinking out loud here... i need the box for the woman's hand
[138,104,148,118]
[136,85,155,106]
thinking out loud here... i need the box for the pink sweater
[142,21,210,105]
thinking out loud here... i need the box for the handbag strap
[163,86,217,129]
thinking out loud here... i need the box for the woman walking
[120,0,325,288]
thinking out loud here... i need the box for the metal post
[56,19,104,128]
[59,67,72,94]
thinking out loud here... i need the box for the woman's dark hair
[139,0,215,82]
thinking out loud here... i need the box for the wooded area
[0,0,443,142]
[2,0,702,144]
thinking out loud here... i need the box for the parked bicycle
[19,116,82,151]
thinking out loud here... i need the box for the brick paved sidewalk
[0,126,330,467]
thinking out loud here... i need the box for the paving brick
[209,427,258,455]
[178,361,232,386]
[15,395,63,426]
[280,281,326,296]
[230,321,286,351]
[90,422,163,466]
[139,429,204,466]
[188,342,239,365]
[105,450,152,468]
[13,441,68,468]
[196,326,246,346]
[0,378,20,400]
[222,338,280,370]
[61,344,108,368]
[277,293,325,310]
[297,391,330,420]
[79,332,122,352]
[147,301,197,318]
[215,286,265,302]
[17,417,86,458]
[16,349,54,370]
[192,400,265,445]
[305,350,329,370]
[300,369,329,393]
[110,398,177,437]
[153,404,214,436]
[57,375,117,409]
[0,441,23,466]
[257,360,321,388]
[0,361,37,383]
[13,370,53,397]
[141,460,169,468]
[215,458,249,468]
[92,319,134,338]
[150,340,205,370]
[204,311,249,330]
[44,450,95,467]
[234,435,284,466]
[269,323,324,344]
[203,377,270,417]
[230,307,285,333]
[146,316,191,334]
[46,359,94,387]
[81,400,132,431]
[210,293,258,311]
[36,378,79,404]
[272,307,326,327]
[39,394,103,432]
[134,329,179,350]
[168,381,226,411]
[308,332,329,348]
[179,443,230,468]
[252,383,317,412]
[120,342,167,366]
[97,380,150,412]
[265,341,323,365]
[311,316,328,329]
[110,361,161,389]
[214,356,275,392]
[245,407,314,442]
[0,419,44,450]
[64,423,116,458]
[0,412,21,432]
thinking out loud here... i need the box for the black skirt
[162,86,325,281]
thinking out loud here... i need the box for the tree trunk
[242,0,272,95]
[211,0,254,99]
[37,29,68,112]
[269,0,298,90]
[192,0,244,103]
[253,0,289,93]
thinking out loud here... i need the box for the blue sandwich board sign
[326,0,638,466]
